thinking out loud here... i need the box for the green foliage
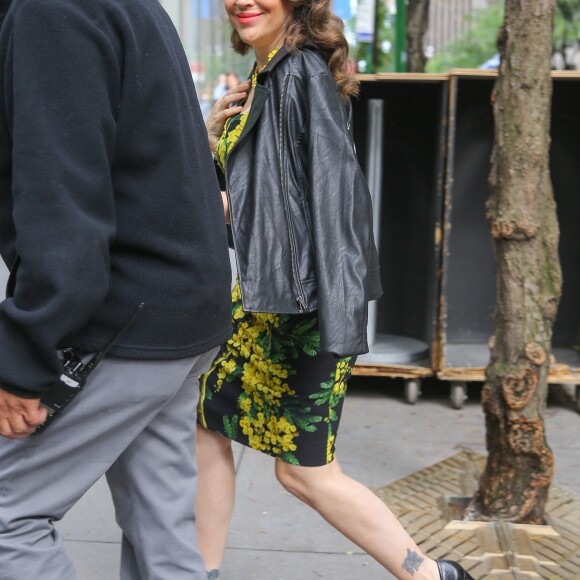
[374,0,396,72]
[350,0,395,73]
[427,2,504,72]
[426,0,580,73]
[554,0,580,52]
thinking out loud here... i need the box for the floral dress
[197,53,356,467]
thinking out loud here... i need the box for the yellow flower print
[332,360,351,399]
[221,359,237,375]
[231,282,242,303]
[215,112,249,170]
[199,275,340,466]
[326,433,336,463]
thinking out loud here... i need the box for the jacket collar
[253,42,320,84]
[244,46,295,143]
[253,44,291,86]
[227,43,315,167]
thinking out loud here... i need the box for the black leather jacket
[223,45,382,357]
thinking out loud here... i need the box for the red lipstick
[236,12,263,24]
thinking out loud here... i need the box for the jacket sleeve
[0,1,119,397]
[304,71,379,357]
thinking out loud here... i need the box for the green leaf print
[293,318,317,333]
[282,402,324,433]
[271,333,299,361]
[298,421,321,433]
[309,379,335,407]
[223,415,239,439]
[280,318,320,358]
[256,332,272,357]
[301,342,319,357]
[293,319,321,356]
[309,359,352,410]
[279,451,300,465]
[266,316,319,361]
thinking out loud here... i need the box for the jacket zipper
[223,81,268,312]
[278,72,307,313]
[223,161,247,312]
[224,62,307,314]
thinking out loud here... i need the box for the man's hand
[0,389,48,439]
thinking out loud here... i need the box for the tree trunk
[465,0,561,525]
[407,0,431,72]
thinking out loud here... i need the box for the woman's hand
[206,80,251,154]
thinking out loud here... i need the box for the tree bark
[465,0,561,525]
[407,0,431,72]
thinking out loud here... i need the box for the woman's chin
[238,33,260,48]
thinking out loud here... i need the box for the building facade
[160,0,499,92]
[426,0,495,55]
[160,0,252,104]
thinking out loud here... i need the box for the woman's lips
[236,12,263,24]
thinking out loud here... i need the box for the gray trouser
[0,347,218,580]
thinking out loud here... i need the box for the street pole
[394,0,407,72]
[356,0,377,73]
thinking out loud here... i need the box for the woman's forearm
[221,191,230,224]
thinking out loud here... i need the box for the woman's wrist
[207,135,218,154]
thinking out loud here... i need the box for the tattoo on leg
[401,549,424,576]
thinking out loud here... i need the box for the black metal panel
[442,75,580,369]
[550,80,580,349]
[445,77,496,346]
[353,79,448,363]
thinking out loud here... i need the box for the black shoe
[436,559,475,580]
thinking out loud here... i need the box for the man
[0,1,232,579]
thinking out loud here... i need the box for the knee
[275,461,307,501]
[275,462,324,505]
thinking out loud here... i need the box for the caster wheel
[405,379,420,405]
[451,382,467,409]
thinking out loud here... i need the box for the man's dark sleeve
[0,1,119,397]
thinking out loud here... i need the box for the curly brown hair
[230,0,359,98]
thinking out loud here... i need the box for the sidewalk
[57,378,580,580]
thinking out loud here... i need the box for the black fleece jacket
[0,0,232,398]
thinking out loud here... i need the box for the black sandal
[437,560,475,579]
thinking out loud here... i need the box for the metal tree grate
[374,451,580,579]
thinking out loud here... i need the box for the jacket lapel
[227,46,291,162]
[241,84,269,137]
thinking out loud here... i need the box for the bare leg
[275,458,440,580]
[196,425,236,574]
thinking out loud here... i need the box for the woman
[197,0,475,579]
